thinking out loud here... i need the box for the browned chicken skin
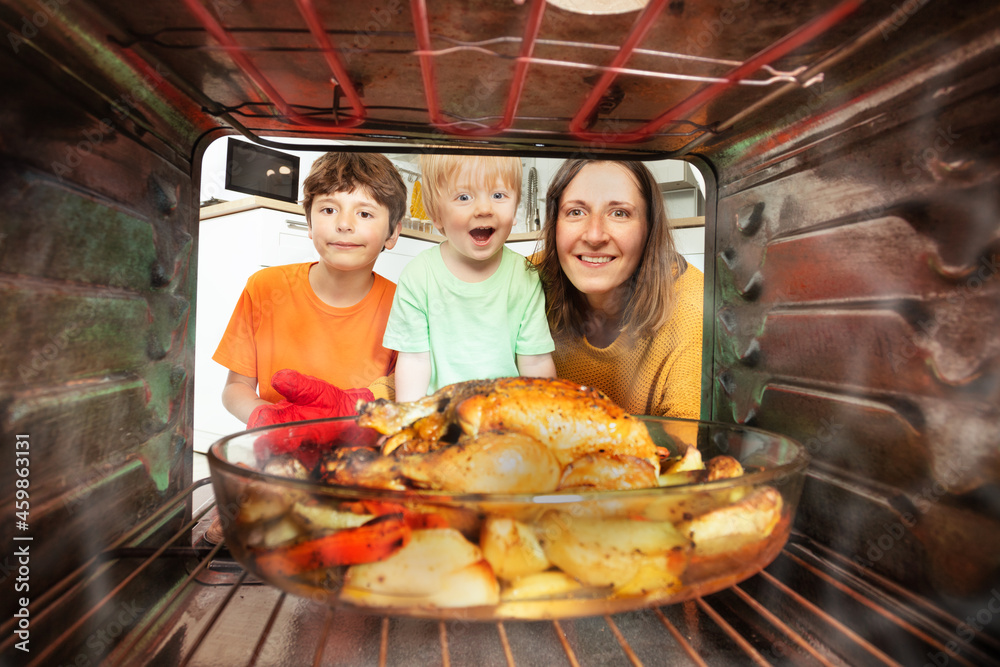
[454,377,658,470]
[558,454,658,491]
[321,431,561,494]
[356,379,496,436]
[356,377,659,484]
[394,431,561,494]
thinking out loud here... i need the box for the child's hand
[248,370,374,427]
[248,370,378,468]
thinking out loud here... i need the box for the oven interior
[1,0,998,664]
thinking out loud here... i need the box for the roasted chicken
[351,376,660,489]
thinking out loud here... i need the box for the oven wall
[702,22,1000,599]
[0,1,207,612]
[3,0,996,622]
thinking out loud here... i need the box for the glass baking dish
[208,416,808,620]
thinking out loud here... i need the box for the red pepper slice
[255,513,410,578]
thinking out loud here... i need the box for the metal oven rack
[4,480,999,666]
[156,0,912,154]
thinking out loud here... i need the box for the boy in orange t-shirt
[213,151,405,428]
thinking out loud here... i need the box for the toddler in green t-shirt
[384,155,555,401]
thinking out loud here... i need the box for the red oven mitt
[249,370,379,469]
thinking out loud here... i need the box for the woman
[535,159,704,418]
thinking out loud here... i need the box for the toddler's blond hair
[418,155,522,223]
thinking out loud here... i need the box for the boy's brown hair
[537,159,687,340]
[418,155,522,224]
[302,152,407,233]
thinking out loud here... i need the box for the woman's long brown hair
[536,159,687,340]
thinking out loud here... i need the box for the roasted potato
[500,571,582,600]
[614,561,684,597]
[245,515,303,549]
[661,445,703,474]
[704,455,744,481]
[290,501,374,531]
[237,483,299,524]
[676,486,783,557]
[481,516,550,581]
[342,528,499,608]
[536,512,690,590]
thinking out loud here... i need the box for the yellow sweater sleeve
[652,269,704,419]
[367,374,396,402]
[552,267,703,418]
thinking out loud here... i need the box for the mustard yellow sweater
[552,266,704,418]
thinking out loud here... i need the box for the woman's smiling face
[555,162,649,311]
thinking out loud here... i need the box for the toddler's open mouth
[469,226,496,245]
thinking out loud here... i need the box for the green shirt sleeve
[513,261,555,356]
[382,252,431,354]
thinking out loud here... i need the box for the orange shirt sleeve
[213,265,398,403]
[213,277,262,381]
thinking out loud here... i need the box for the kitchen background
[193,137,707,450]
